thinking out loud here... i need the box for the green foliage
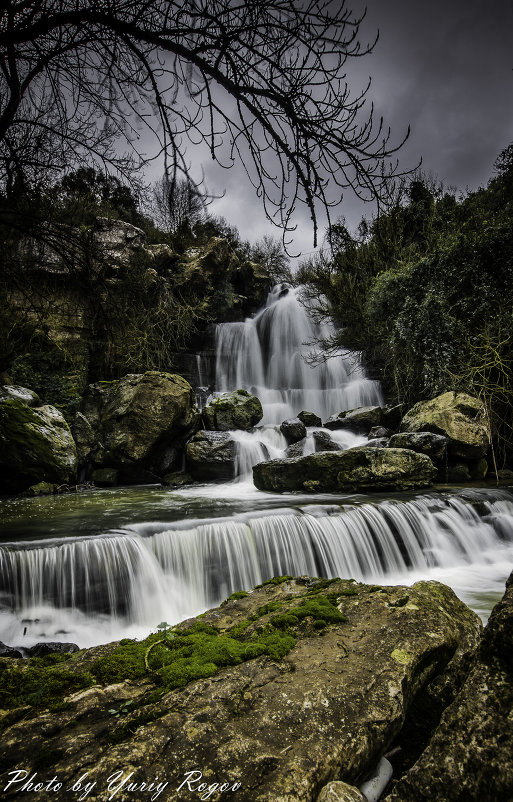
[0,660,94,711]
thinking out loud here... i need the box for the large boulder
[385,572,513,801]
[297,410,322,428]
[186,430,237,480]
[280,417,307,444]
[401,392,489,459]
[0,577,481,802]
[203,389,263,431]
[253,446,436,493]
[0,392,77,493]
[387,431,447,462]
[324,406,383,434]
[77,371,198,482]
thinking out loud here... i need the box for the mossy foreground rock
[385,571,513,802]
[0,392,77,493]
[0,578,480,801]
[186,430,237,480]
[401,392,489,459]
[77,371,198,482]
[203,389,263,431]
[253,446,436,493]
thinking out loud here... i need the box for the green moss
[255,575,293,589]
[255,601,282,616]
[289,595,347,624]
[0,661,94,711]
[338,589,359,597]
[307,578,341,592]
[222,590,249,604]
[270,614,300,629]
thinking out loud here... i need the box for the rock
[0,385,40,407]
[446,463,471,483]
[381,404,405,431]
[26,642,80,657]
[24,481,57,496]
[0,398,77,493]
[0,641,23,658]
[366,437,390,448]
[387,431,447,462]
[203,389,263,431]
[285,439,306,458]
[186,430,237,480]
[469,458,488,480]
[324,406,382,434]
[0,578,481,802]
[91,467,118,487]
[369,426,393,439]
[401,392,489,459]
[161,471,193,487]
[317,781,366,801]
[280,417,307,444]
[313,431,343,452]
[253,446,436,493]
[71,411,99,465]
[298,410,322,427]
[78,371,198,482]
[384,573,513,802]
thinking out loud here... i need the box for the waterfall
[214,284,383,424]
[2,491,513,647]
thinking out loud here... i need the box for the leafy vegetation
[298,144,513,464]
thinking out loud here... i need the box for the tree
[0,0,409,244]
[152,176,210,234]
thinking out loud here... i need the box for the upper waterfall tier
[214,284,383,424]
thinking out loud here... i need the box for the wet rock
[446,463,471,483]
[161,471,194,487]
[0,578,481,802]
[24,481,58,496]
[401,392,489,459]
[285,439,306,458]
[91,467,118,487]
[253,446,436,493]
[388,431,447,462]
[366,437,390,448]
[280,417,307,444]
[313,431,343,452]
[381,404,405,432]
[368,426,393,439]
[298,410,322,427]
[385,573,513,802]
[317,782,366,801]
[77,371,198,482]
[0,642,23,658]
[203,389,263,431]
[469,458,488,480]
[324,406,383,434]
[0,397,77,493]
[26,642,80,657]
[0,385,40,407]
[186,430,237,480]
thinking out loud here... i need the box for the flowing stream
[0,284,512,649]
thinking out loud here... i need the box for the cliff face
[2,219,271,416]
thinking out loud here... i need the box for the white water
[1,491,513,648]
[215,284,383,424]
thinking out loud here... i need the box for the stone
[366,437,390,448]
[91,467,118,487]
[0,578,482,802]
[71,411,99,465]
[203,389,263,431]
[161,471,193,487]
[284,439,306,458]
[381,404,405,431]
[446,463,471,483]
[186,430,237,480]
[26,642,80,657]
[401,392,489,459]
[384,573,513,802]
[24,481,57,496]
[253,446,436,493]
[313,431,343,452]
[324,406,383,434]
[298,410,322,428]
[0,384,40,407]
[388,431,447,462]
[0,398,77,493]
[317,781,366,802]
[78,371,198,482]
[0,641,23,658]
[368,426,393,439]
[469,458,488,480]
[280,417,307,444]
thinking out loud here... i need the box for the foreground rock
[203,389,263,431]
[385,571,513,801]
[75,371,198,483]
[186,430,237,480]
[401,392,489,459]
[0,389,77,493]
[280,416,307,443]
[253,446,436,493]
[0,577,481,802]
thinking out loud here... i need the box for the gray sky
[150,1,513,264]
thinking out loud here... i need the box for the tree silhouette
[0,0,409,243]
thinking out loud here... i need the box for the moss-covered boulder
[280,416,307,444]
[186,430,237,480]
[401,392,489,459]
[0,394,77,493]
[203,389,263,431]
[78,371,199,482]
[253,446,436,493]
[0,577,481,802]
[385,572,513,802]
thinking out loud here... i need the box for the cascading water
[215,284,383,425]
[1,490,513,647]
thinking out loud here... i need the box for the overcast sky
[148,1,513,265]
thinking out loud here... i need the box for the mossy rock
[401,392,489,459]
[203,389,263,431]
